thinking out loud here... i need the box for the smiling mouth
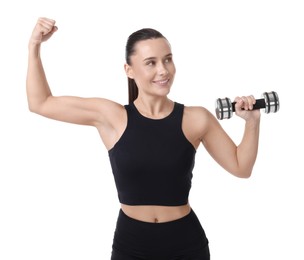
[153,79,170,85]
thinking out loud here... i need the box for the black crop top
[108,102,196,206]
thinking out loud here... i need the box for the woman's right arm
[26,17,124,128]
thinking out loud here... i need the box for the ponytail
[128,78,138,104]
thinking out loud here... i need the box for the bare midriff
[121,203,191,223]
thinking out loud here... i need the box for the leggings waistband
[112,208,209,258]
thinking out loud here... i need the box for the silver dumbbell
[215,91,280,120]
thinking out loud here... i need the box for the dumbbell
[215,91,280,120]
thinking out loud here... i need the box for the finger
[37,22,54,34]
[235,96,251,110]
[233,96,245,110]
[39,17,56,23]
[247,95,256,110]
[241,96,250,110]
[51,26,58,33]
[249,95,256,103]
[37,17,56,34]
[38,17,56,27]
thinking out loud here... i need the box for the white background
[0,0,303,259]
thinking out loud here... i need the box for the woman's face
[125,38,176,98]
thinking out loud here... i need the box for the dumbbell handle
[230,98,267,112]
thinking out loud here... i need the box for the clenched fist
[29,17,58,45]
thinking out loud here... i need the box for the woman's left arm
[201,95,261,178]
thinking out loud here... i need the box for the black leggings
[111,208,210,260]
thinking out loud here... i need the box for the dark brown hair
[125,28,166,104]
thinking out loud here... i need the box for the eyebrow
[143,53,173,62]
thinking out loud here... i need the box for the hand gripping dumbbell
[215,91,280,120]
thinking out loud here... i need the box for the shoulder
[183,105,213,121]
[181,104,218,140]
[92,98,127,127]
[95,98,126,113]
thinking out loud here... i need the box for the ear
[124,63,134,79]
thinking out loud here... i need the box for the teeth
[156,79,168,84]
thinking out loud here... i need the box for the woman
[27,17,260,260]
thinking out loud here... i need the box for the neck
[134,97,174,119]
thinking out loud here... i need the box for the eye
[164,57,172,63]
[146,60,155,66]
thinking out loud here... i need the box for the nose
[157,62,169,76]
